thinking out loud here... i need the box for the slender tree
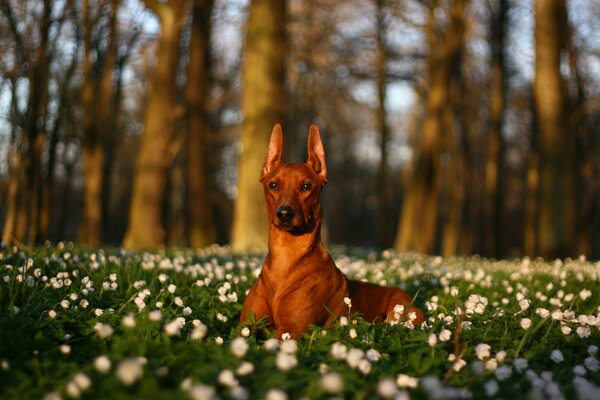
[532,0,575,258]
[395,0,468,254]
[231,0,287,251]
[185,0,216,248]
[484,0,508,257]
[123,0,189,249]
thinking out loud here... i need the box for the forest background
[0,0,599,259]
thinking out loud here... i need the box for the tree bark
[532,0,575,258]
[185,0,216,249]
[395,0,467,255]
[484,0,508,258]
[123,0,189,250]
[231,0,287,252]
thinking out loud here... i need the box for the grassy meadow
[1,244,599,399]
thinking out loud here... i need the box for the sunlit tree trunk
[123,0,189,250]
[484,0,508,258]
[395,1,467,255]
[440,0,468,257]
[532,0,575,258]
[231,0,287,252]
[185,0,216,249]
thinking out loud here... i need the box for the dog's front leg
[239,280,273,332]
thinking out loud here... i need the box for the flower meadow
[1,244,600,399]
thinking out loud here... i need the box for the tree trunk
[185,0,216,249]
[484,0,508,258]
[395,0,467,255]
[231,0,287,252]
[375,0,392,249]
[440,0,468,257]
[533,0,575,258]
[122,0,188,250]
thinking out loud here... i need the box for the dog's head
[260,124,327,234]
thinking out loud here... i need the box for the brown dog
[239,124,424,338]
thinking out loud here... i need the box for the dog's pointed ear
[260,124,283,181]
[307,124,327,184]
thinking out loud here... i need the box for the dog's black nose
[276,205,295,223]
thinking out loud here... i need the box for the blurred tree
[1,0,54,244]
[395,0,468,255]
[484,0,508,258]
[123,0,189,250]
[231,0,287,251]
[185,0,216,248]
[531,0,575,258]
[80,0,118,247]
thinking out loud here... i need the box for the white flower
[484,380,499,397]
[59,344,71,354]
[495,365,512,380]
[94,322,114,339]
[349,328,357,339]
[122,314,136,328]
[116,357,146,386]
[428,333,437,347]
[217,369,238,388]
[453,359,467,372]
[579,289,592,301]
[377,377,397,399]
[574,365,587,376]
[183,307,192,316]
[475,343,491,360]
[366,348,381,362]
[551,349,564,363]
[48,310,57,319]
[187,383,216,400]
[495,351,507,363]
[536,308,550,318]
[60,300,70,309]
[320,372,343,393]
[94,308,103,317]
[280,332,291,340]
[484,359,498,371]
[339,316,349,326]
[396,374,418,388]
[561,325,572,335]
[190,323,207,341]
[346,348,365,368]
[164,320,181,336]
[518,298,530,312]
[584,356,599,372]
[439,329,452,342]
[94,355,111,373]
[276,351,297,371]
[149,310,162,322]
[174,296,184,307]
[215,337,224,345]
[240,327,250,337]
[236,361,254,376]
[344,297,352,308]
[357,359,371,374]
[263,338,279,352]
[280,339,298,354]
[265,389,287,400]
[330,342,348,360]
[168,284,177,293]
[577,326,591,338]
[520,318,532,330]
[230,337,249,358]
[551,310,563,320]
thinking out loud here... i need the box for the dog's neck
[266,218,326,271]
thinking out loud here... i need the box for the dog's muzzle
[276,205,295,225]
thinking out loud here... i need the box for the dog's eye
[268,182,280,190]
[300,183,313,192]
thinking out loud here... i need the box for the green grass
[1,244,599,399]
